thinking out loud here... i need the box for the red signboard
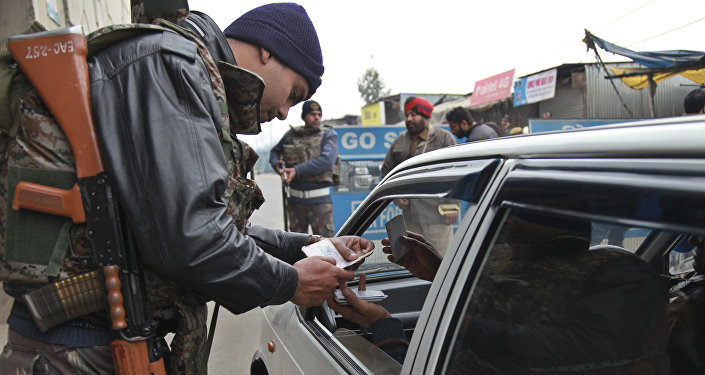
[469,69,515,108]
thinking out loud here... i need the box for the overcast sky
[187,0,705,148]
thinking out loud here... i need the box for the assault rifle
[7,26,167,374]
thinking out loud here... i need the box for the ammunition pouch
[2,166,77,284]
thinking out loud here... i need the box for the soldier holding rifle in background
[271,100,339,237]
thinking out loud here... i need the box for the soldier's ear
[259,47,272,65]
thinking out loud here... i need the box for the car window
[356,198,476,276]
[442,207,702,374]
[323,194,480,372]
[328,197,474,370]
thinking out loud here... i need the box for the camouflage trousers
[287,202,335,237]
[0,329,114,374]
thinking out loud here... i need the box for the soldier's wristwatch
[305,235,323,246]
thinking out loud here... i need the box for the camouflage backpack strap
[87,23,175,57]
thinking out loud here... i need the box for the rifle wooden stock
[7,27,166,375]
[6,26,103,178]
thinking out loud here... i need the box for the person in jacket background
[445,106,501,142]
[0,3,371,374]
[270,100,338,237]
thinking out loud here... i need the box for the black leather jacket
[87,13,306,314]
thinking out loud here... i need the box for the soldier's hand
[281,167,296,183]
[291,256,354,307]
[275,160,285,175]
[382,231,440,282]
[330,236,374,269]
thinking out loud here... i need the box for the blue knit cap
[223,3,324,98]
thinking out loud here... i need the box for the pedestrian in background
[501,114,513,135]
[683,87,705,114]
[445,106,501,142]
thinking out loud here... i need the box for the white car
[250,116,705,374]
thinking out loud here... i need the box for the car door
[407,157,705,374]
[287,158,504,374]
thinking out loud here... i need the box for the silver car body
[251,115,705,374]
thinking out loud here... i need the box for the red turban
[404,97,433,118]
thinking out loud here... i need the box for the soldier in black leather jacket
[1,4,371,374]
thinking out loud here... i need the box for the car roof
[383,115,705,179]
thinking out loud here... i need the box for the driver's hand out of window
[326,274,390,327]
[382,231,441,282]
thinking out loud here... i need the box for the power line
[629,16,705,46]
[520,1,659,74]
[595,0,658,32]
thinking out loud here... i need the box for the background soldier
[270,100,338,237]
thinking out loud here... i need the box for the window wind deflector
[380,159,500,203]
[495,168,705,236]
